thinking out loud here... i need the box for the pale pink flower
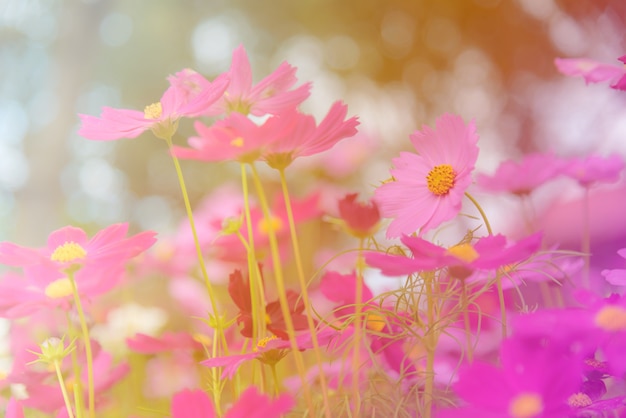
[555,55,626,91]
[476,152,567,195]
[563,154,624,188]
[78,72,229,141]
[374,113,479,237]
[261,102,359,170]
[171,387,295,418]
[200,44,311,116]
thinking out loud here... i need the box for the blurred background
[1,0,626,246]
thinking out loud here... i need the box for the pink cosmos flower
[476,152,567,195]
[440,336,583,418]
[563,154,624,188]
[555,55,626,91]
[78,73,229,141]
[366,233,542,280]
[0,223,156,272]
[172,111,275,163]
[374,113,479,238]
[171,387,295,418]
[199,44,311,116]
[261,102,359,170]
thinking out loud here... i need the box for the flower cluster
[1,46,626,418]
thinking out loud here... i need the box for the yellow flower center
[594,305,626,331]
[230,137,244,147]
[44,278,74,299]
[258,216,283,235]
[426,164,456,195]
[254,335,278,352]
[567,392,592,408]
[446,243,479,263]
[144,102,163,119]
[508,393,543,418]
[50,242,87,263]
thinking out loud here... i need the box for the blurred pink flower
[171,387,295,418]
[563,154,624,188]
[201,44,311,116]
[440,336,582,417]
[0,223,156,272]
[476,152,567,195]
[78,73,229,140]
[555,55,626,91]
[602,248,626,286]
[374,113,479,238]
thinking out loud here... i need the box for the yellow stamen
[254,335,278,352]
[595,305,626,331]
[258,216,283,235]
[508,393,543,418]
[230,137,244,147]
[44,278,74,299]
[446,243,479,263]
[426,164,456,195]
[144,102,162,119]
[50,242,87,263]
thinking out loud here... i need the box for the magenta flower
[171,387,295,418]
[200,44,311,116]
[78,72,229,140]
[0,223,156,272]
[374,113,479,237]
[563,154,624,188]
[555,55,626,91]
[366,233,542,280]
[261,101,359,170]
[513,291,626,376]
[441,336,583,418]
[477,152,567,195]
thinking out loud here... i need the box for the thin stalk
[64,312,84,418]
[53,360,75,418]
[249,163,314,412]
[581,187,591,288]
[423,272,436,418]
[67,271,95,418]
[351,238,365,417]
[465,192,507,336]
[460,280,473,363]
[278,168,331,416]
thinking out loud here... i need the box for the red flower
[228,269,309,339]
[337,193,381,238]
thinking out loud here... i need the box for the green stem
[278,168,332,416]
[465,192,507,336]
[423,272,436,418]
[67,271,95,418]
[54,360,75,418]
[64,312,84,418]
[249,163,314,412]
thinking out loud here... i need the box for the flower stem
[165,137,221,322]
[278,168,332,416]
[249,163,314,412]
[64,312,84,418]
[465,192,507,336]
[423,272,436,418]
[351,238,365,416]
[53,360,75,418]
[67,271,95,418]
[460,280,473,363]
